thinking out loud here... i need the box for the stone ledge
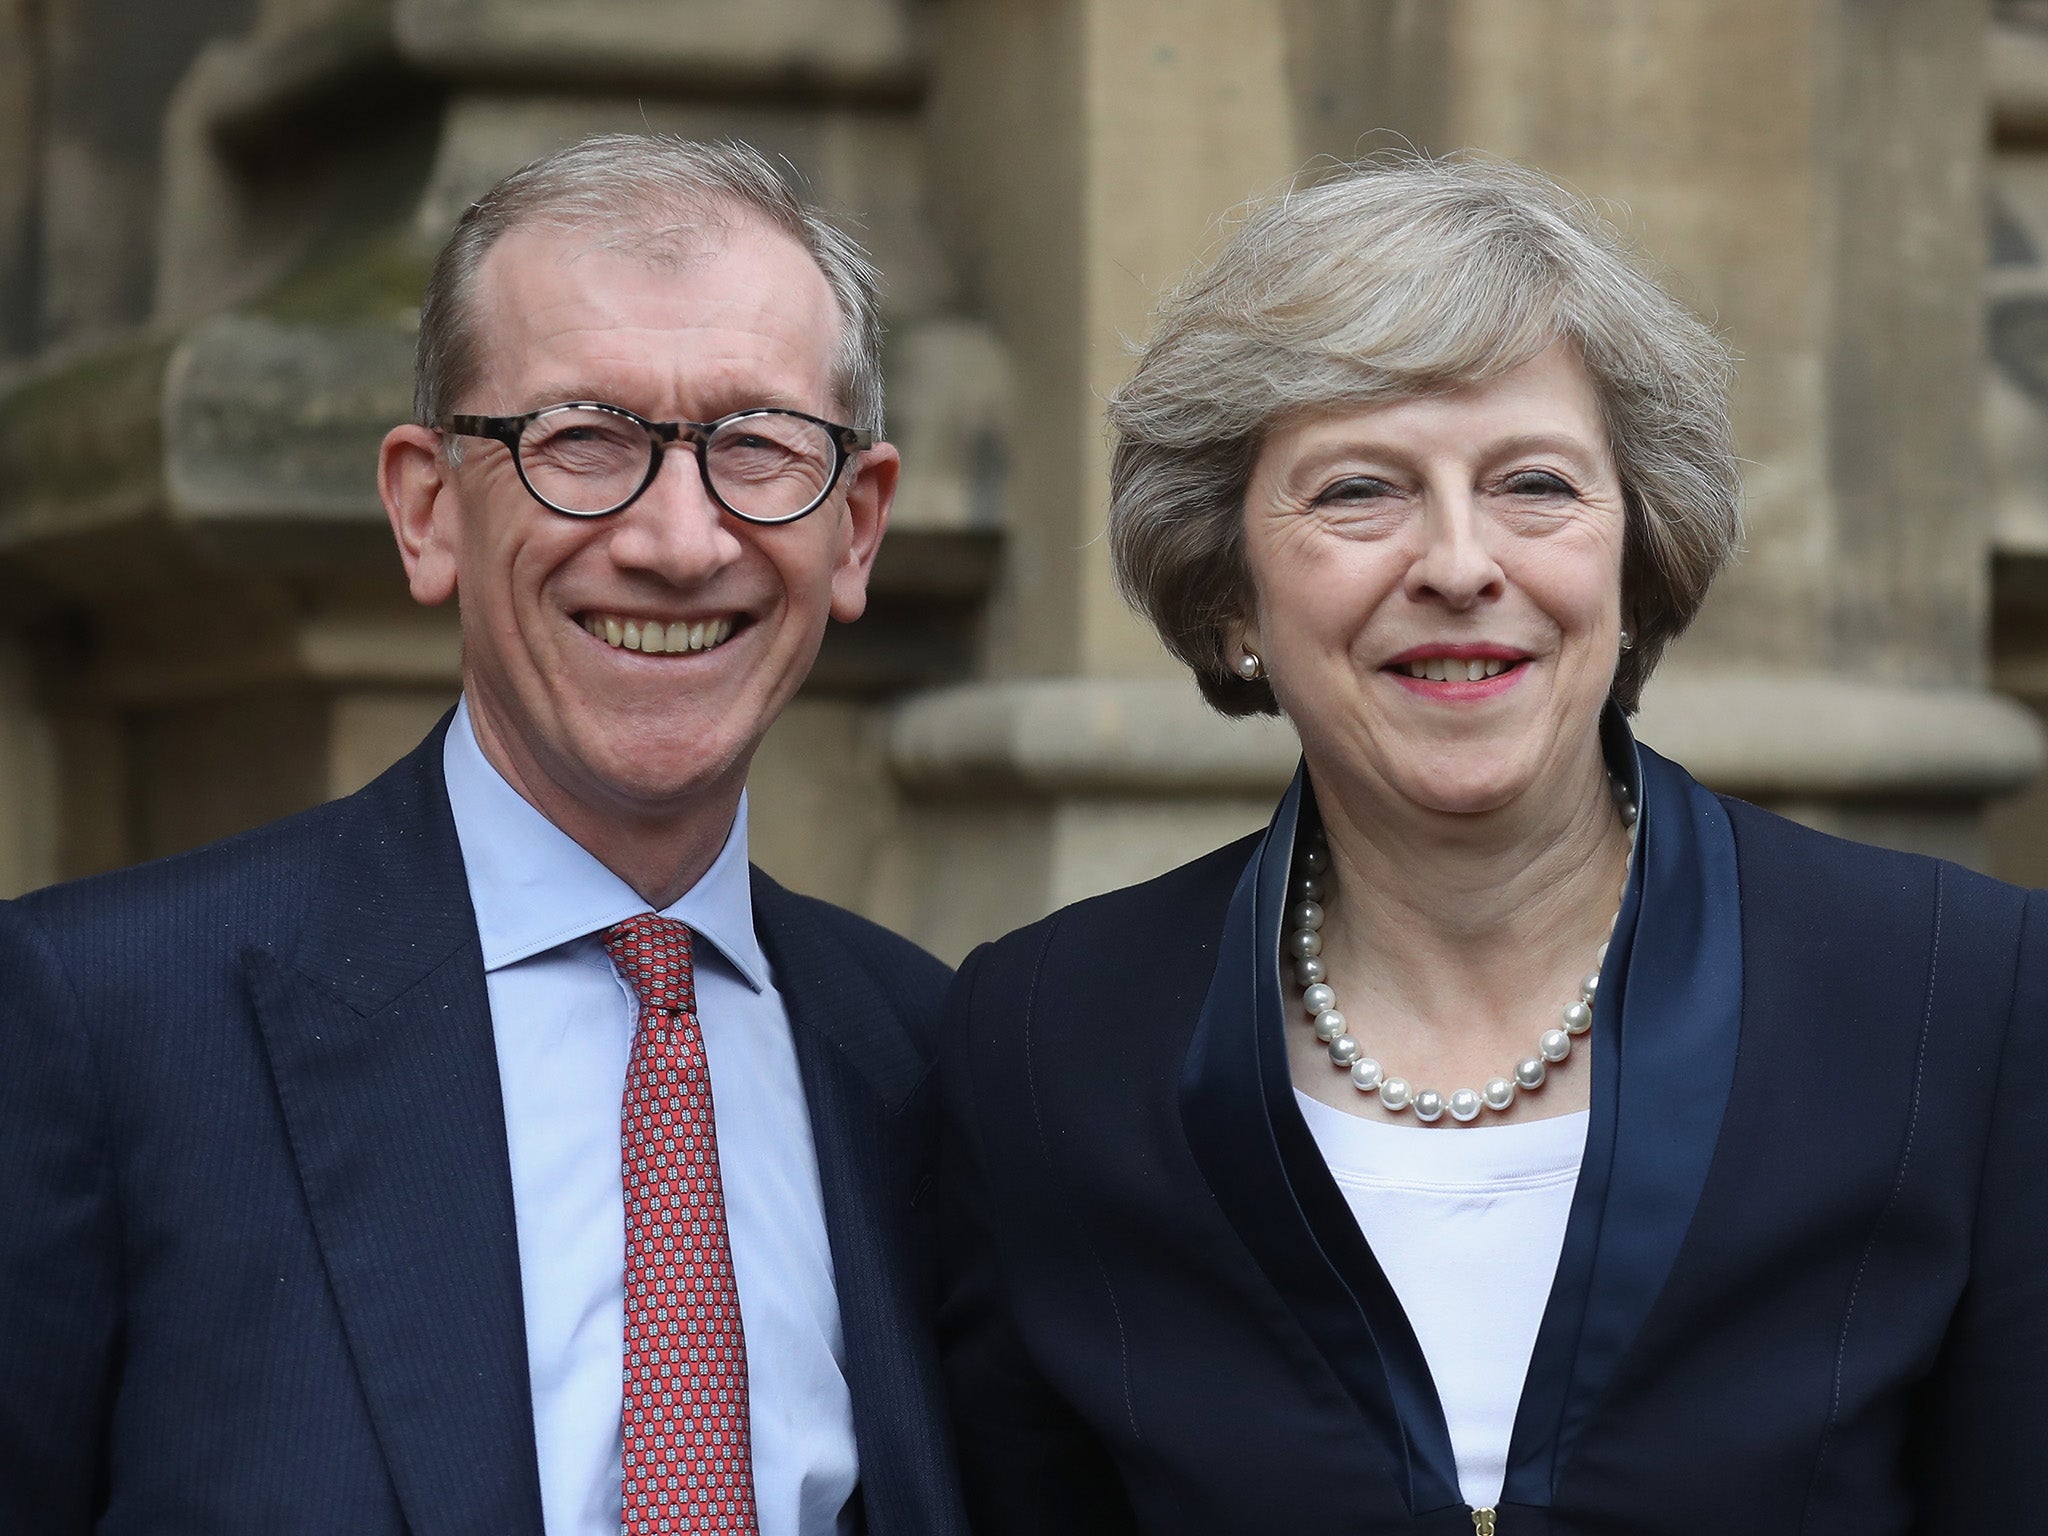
[394,0,922,97]
[1632,672,2045,799]
[890,678,1298,796]
[889,673,2047,802]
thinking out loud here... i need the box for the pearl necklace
[1288,776,1638,1124]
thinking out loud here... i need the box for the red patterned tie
[604,914,759,1536]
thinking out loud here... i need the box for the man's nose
[603,443,745,581]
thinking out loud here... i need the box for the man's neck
[465,703,745,912]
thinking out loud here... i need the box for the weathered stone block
[163,313,413,521]
[395,0,920,94]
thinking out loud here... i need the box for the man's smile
[575,611,742,654]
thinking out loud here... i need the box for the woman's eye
[1502,470,1575,497]
[1312,475,1395,506]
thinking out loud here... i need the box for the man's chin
[568,732,756,815]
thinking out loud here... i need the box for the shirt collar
[441,697,769,991]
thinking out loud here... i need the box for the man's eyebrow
[508,383,632,413]
[505,384,825,420]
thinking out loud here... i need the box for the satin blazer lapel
[1178,718,1746,1519]
[1505,734,1744,1504]
[1178,768,1463,1515]
[751,872,966,1536]
[244,723,544,1536]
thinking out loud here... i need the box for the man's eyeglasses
[439,402,876,525]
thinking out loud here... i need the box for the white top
[444,699,859,1536]
[1296,1091,1589,1510]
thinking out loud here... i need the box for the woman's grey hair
[1106,153,1741,716]
[415,133,885,441]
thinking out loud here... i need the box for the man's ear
[380,424,460,605]
[828,440,899,624]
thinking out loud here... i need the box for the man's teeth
[1404,657,1508,681]
[582,615,736,654]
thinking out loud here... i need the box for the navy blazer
[936,741,2048,1534]
[0,720,968,1536]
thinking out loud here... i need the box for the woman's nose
[1406,492,1505,608]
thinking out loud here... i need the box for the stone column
[887,0,1305,956]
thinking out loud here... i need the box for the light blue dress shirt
[442,700,859,1536]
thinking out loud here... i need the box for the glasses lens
[518,407,651,514]
[705,413,838,521]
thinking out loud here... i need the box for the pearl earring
[1236,651,1265,681]
[1619,630,1634,651]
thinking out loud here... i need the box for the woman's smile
[1383,643,1533,699]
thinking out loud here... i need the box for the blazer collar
[1179,709,1744,1517]
[244,712,545,1536]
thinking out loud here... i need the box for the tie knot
[603,913,696,1016]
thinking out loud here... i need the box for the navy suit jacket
[0,721,968,1536]
[937,743,2048,1533]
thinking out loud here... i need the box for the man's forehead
[473,209,825,317]
[463,214,840,406]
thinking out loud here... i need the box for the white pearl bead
[1302,982,1336,1016]
[1595,940,1609,965]
[1289,929,1322,959]
[1293,874,1326,902]
[1379,1077,1412,1112]
[1294,956,1326,986]
[1579,972,1600,1001]
[1449,1088,1482,1123]
[1313,1009,1347,1042]
[1350,1057,1384,1092]
[1301,847,1328,875]
[1329,1035,1361,1066]
[1413,1090,1444,1123]
[1515,1056,1548,1090]
[1290,900,1324,932]
[1562,1000,1593,1035]
[1540,1028,1571,1062]
[1621,800,1638,826]
[1483,1077,1516,1112]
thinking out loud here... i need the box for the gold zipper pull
[1470,1510,1496,1535]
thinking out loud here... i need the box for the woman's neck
[1299,750,1632,1112]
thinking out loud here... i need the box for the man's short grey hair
[415,133,885,441]
[1106,153,1741,716]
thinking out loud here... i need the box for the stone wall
[3,0,2045,956]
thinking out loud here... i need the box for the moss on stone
[255,229,432,327]
[0,337,175,538]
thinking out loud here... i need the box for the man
[0,136,966,1536]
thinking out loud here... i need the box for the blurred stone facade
[3,0,2046,957]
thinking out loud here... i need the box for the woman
[934,156,2048,1533]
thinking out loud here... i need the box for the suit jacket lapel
[752,871,967,1536]
[245,721,544,1536]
